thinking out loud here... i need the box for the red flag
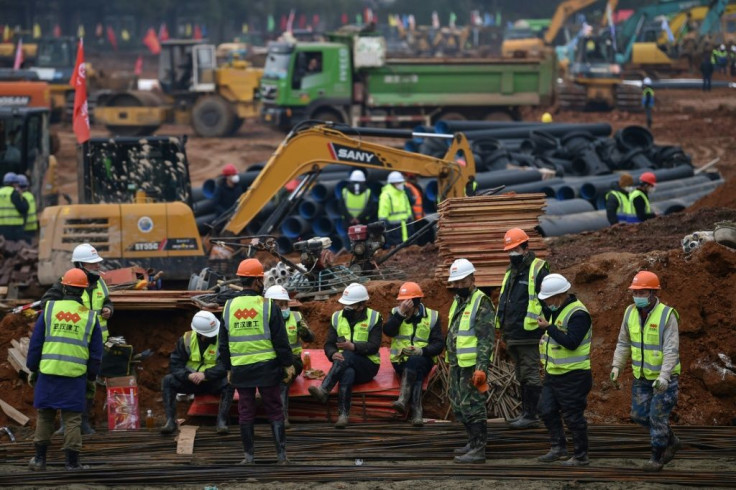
[312,14,320,28]
[193,24,202,40]
[143,28,161,55]
[13,39,24,70]
[134,55,143,76]
[158,23,169,41]
[280,15,287,31]
[286,10,296,32]
[53,24,61,37]
[70,39,90,144]
[341,13,348,25]
[298,14,306,29]
[106,26,118,50]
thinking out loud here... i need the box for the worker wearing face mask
[212,164,247,216]
[341,170,374,225]
[378,171,413,246]
[605,173,634,225]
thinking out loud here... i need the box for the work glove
[653,376,669,394]
[29,371,38,388]
[401,346,423,357]
[282,365,296,384]
[472,370,488,393]
[610,367,620,382]
[297,324,311,339]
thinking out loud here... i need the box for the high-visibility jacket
[626,189,651,223]
[40,300,96,377]
[712,48,728,65]
[405,182,424,220]
[285,311,304,355]
[342,187,371,219]
[0,186,24,227]
[82,280,110,342]
[641,86,655,107]
[625,302,681,380]
[378,184,412,241]
[389,305,438,363]
[466,180,478,197]
[605,189,632,222]
[224,295,275,366]
[446,289,489,368]
[539,299,591,375]
[22,191,38,232]
[496,258,546,332]
[183,330,218,372]
[331,308,381,364]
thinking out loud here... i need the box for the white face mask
[281,308,290,319]
[353,184,361,193]
[624,186,635,193]
[395,184,404,191]
[229,174,240,184]
[508,251,522,257]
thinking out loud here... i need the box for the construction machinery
[0,70,50,109]
[0,30,37,67]
[94,39,262,137]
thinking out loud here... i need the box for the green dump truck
[260,34,556,129]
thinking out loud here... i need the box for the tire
[438,111,466,121]
[311,109,344,124]
[191,95,236,138]
[230,117,245,136]
[103,92,161,137]
[483,110,513,121]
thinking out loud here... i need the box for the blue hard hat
[3,172,17,185]
[16,174,29,188]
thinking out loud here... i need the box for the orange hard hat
[639,172,657,186]
[503,228,529,251]
[396,281,424,300]
[61,268,89,288]
[236,258,264,277]
[629,271,660,290]
[222,164,238,176]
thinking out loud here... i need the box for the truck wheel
[311,109,344,124]
[437,111,466,121]
[483,110,513,121]
[192,95,236,138]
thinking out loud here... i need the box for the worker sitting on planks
[160,311,233,435]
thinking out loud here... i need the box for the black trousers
[538,370,592,451]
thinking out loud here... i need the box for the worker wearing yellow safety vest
[627,172,657,223]
[341,170,374,225]
[383,282,444,427]
[27,268,103,472]
[535,273,593,467]
[160,311,233,435]
[445,258,495,464]
[16,175,38,239]
[264,285,315,429]
[308,283,383,429]
[605,173,634,225]
[0,172,29,241]
[378,171,413,246]
[220,259,295,465]
[610,271,682,472]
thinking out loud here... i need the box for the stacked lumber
[7,336,31,376]
[434,194,548,287]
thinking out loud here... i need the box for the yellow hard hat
[541,112,553,123]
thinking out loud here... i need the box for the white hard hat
[191,311,220,337]
[349,170,366,182]
[448,258,475,282]
[71,243,104,263]
[720,44,726,50]
[264,285,290,301]
[643,77,652,85]
[387,171,405,184]
[538,273,572,300]
[339,282,369,305]
[732,45,736,52]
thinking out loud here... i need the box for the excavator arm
[544,0,599,45]
[223,125,476,236]
[600,0,619,27]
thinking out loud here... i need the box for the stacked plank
[435,194,548,287]
[109,290,203,311]
[7,336,31,377]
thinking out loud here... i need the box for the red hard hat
[61,268,89,288]
[503,228,529,251]
[222,164,238,176]
[397,281,424,300]
[629,271,661,290]
[639,172,657,186]
[236,258,264,277]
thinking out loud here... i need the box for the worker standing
[536,274,593,466]
[445,259,495,464]
[605,173,634,225]
[212,164,246,216]
[26,269,103,472]
[219,259,295,464]
[730,45,736,78]
[308,283,382,429]
[627,172,657,223]
[403,174,424,221]
[160,311,233,435]
[340,170,373,225]
[641,78,655,130]
[383,282,444,427]
[496,228,549,429]
[712,44,728,74]
[264,285,315,429]
[610,271,682,472]
[700,51,714,92]
[0,172,29,241]
[16,175,38,241]
[378,171,413,246]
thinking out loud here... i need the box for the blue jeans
[630,376,679,448]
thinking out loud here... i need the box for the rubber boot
[509,385,540,429]
[538,446,568,463]
[271,421,289,464]
[80,397,95,435]
[238,423,255,464]
[561,428,589,466]
[453,423,473,455]
[28,443,47,471]
[280,384,291,429]
[391,369,415,415]
[409,378,423,427]
[308,362,343,404]
[64,449,89,471]
[160,385,178,434]
[216,385,234,435]
[663,430,682,464]
[335,384,351,429]
[643,446,666,472]
[454,421,487,464]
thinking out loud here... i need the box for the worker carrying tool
[378,171,413,246]
[496,228,550,429]
[212,163,247,216]
[308,283,382,429]
[219,258,295,464]
[383,281,444,427]
[26,268,103,472]
[0,172,29,242]
[535,273,593,467]
[15,175,38,240]
[445,258,495,464]
[264,285,315,429]
[627,172,657,223]
[610,271,682,472]
[605,173,634,225]
[160,310,233,435]
[341,170,374,225]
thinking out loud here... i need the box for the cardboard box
[106,376,140,430]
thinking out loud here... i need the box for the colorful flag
[70,39,90,144]
[134,55,143,76]
[193,24,202,40]
[341,13,348,25]
[77,24,85,38]
[106,25,118,50]
[286,10,295,32]
[432,11,440,29]
[33,23,41,39]
[158,23,169,41]
[267,15,275,33]
[13,39,23,70]
[143,28,161,55]
[53,24,61,37]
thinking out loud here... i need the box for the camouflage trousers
[631,376,679,448]
[448,365,487,424]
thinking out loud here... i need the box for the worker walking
[264,285,315,428]
[446,259,495,464]
[496,228,549,429]
[384,282,444,427]
[536,274,593,466]
[340,170,373,225]
[610,271,682,472]
[16,175,38,241]
[308,283,382,429]
[26,269,103,472]
[641,78,655,130]
[160,311,233,435]
[219,259,295,464]
[0,172,29,242]
[605,173,634,225]
[212,164,247,216]
[378,171,413,246]
[627,172,657,223]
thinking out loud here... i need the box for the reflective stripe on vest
[22,191,38,231]
[446,289,487,368]
[286,311,303,355]
[605,189,632,221]
[389,305,438,363]
[0,186,24,227]
[496,258,546,332]
[224,295,275,366]
[625,302,681,380]
[40,300,96,377]
[331,308,381,364]
[342,188,371,219]
[82,280,110,342]
[183,331,218,372]
[626,189,651,223]
[539,300,591,375]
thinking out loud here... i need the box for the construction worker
[340,170,373,225]
[26,269,103,472]
[403,174,424,221]
[446,258,495,464]
[712,43,728,74]
[605,173,634,225]
[0,172,29,241]
[641,78,654,130]
[730,45,736,77]
[212,163,246,216]
[496,228,550,429]
[628,172,657,223]
[378,171,413,246]
[465,176,478,197]
[700,50,714,92]
[536,273,593,466]
[383,281,444,427]
[160,311,233,435]
[219,258,294,464]
[16,174,38,240]
[308,283,382,429]
[264,285,315,428]
[541,112,553,123]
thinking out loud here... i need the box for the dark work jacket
[324,308,383,362]
[212,179,247,215]
[497,251,549,344]
[631,189,655,222]
[544,295,592,351]
[41,274,114,315]
[169,333,227,384]
[383,303,444,359]
[700,58,714,76]
[605,186,629,225]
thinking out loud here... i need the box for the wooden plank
[7,348,31,375]
[0,397,29,426]
[176,425,199,455]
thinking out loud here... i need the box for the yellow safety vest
[446,289,489,368]
[342,188,371,219]
[40,300,96,377]
[183,331,218,372]
[224,295,275,366]
[539,300,591,375]
[331,308,381,364]
[389,305,438,363]
[285,311,304,355]
[627,189,651,223]
[82,280,110,342]
[22,191,38,232]
[378,184,411,241]
[496,258,546,332]
[625,302,681,381]
[605,189,632,222]
[0,186,23,227]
